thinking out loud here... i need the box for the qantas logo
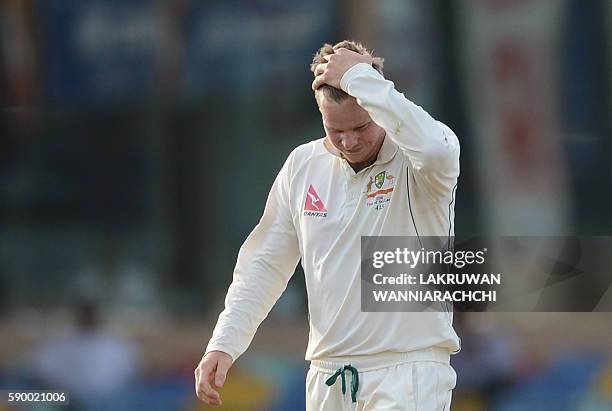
[304,185,327,217]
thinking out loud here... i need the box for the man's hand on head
[312,47,374,91]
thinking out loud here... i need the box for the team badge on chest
[365,171,395,211]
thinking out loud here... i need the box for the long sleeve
[205,153,301,362]
[340,63,460,186]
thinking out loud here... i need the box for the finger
[196,364,221,402]
[196,381,218,405]
[196,372,220,399]
[195,367,206,401]
[197,389,222,406]
[214,359,231,387]
[205,367,221,399]
[314,63,326,77]
[197,388,222,406]
[196,388,211,405]
[333,47,355,56]
[194,368,200,395]
[214,367,227,388]
[198,380,220,402]
[312,74,325,91]
[199,390,222,406]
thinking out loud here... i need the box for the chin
[344,154,364,163]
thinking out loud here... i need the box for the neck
[345,151,378,173]
[323,135,386,173]
[346,135,385,173]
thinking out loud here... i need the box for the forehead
[319,97,371,129]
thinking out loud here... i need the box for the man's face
[319,96,385,165]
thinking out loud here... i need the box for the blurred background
[1,0,611,410]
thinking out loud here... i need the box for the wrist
[340,63,379,92]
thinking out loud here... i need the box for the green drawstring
[325,364,359,403]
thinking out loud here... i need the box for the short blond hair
[311,40,384,104]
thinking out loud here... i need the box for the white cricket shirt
[206,63,461,362]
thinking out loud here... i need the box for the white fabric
[206,63,461,362]
[306,348,456,410]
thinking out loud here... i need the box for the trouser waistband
[309,347,450,374]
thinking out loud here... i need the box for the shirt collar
[319,134,398,165]
[373,134,398,165]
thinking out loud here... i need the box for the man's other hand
[195,351,233,406]
[312,47,374,91]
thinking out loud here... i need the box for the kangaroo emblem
[366,177,373,193]
[307,191,322,211]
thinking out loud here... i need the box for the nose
[341,133,359,151]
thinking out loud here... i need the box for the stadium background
[1,0,611,410]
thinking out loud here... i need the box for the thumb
[215,364,228,387]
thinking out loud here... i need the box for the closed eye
[326,122,370,133]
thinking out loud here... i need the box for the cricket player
[195,40,460,410]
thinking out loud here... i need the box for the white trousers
[306,348,456,411]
